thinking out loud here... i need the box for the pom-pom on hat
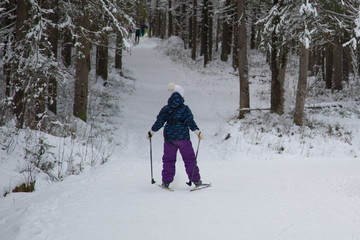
[168,83,184,98]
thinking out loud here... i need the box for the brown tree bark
[270,0,287,115]
[294,44,309,126]
[202,0,209,66]
[232,9,238,70]
[208,2,213,62]
[161,11,166,39]
[168,0,173,37]
[47,0,59,115]
[221,0,233,62]
[325,44,333,89]
[62,28,73,68]
[96,36,108,86]
[73,0,90,122]
[333,36,343,91]
[250,6,259,50]
[13,0,30,127]
[181,3,187,49]
[2,1,16,98]
[154,1,161,37]
[115,32,123,75]
[237,0,250,119]
[191,0,197,60]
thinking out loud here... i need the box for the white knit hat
[168,83,184,98]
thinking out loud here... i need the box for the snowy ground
[1,37,360,240]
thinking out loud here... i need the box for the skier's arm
[147,107,168,139]
[151,106,169,132]
[184,106,204,139]
[184,106,199,131]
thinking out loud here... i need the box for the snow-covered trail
[1,38,360,240]
[118,38,237,162]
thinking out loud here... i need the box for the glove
[194,129,204,140]
[147,130,155,140]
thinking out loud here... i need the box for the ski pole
[187,137,201,186]
[149,136,156,184]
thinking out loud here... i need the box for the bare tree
[237,0,249,119]
[294,44,309,126]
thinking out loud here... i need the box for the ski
[190,183,211,192]
[158,184,174,191]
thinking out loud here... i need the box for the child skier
[147,83,204,189]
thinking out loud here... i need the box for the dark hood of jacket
[167,92,184,108]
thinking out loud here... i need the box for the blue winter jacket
[151,92,199,141]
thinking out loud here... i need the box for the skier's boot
[194,180,202,187]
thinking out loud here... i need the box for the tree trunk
[237,0,250,119]
[232,12,238,70]
[173,1,181,37]
[250,6,259,50]
[96,36,108,86]
[333,35,343,91]
[232,0,239,70]
[48,0,59,115]
[270,0,287,115]
[325,44,333,89]
[273,47,288,115]
[189,13,193,49]
[343,47,350,83]
[181,3,187,49]
[161,11,166,39]
[308,50,314,76]
[2,1,15,98]
[221,0,232,62]
[215,17,220,52]
[294,44,309,126]
[13,0,30,127]
[115,32,123,75]
[191,0,197,60]
[208,2,213,62]
[168,0,173,37]
[203,0,209,67]
[62,28,73,68]
[148,11,152,38]
[155,3,161,37]
[74,0,90,122]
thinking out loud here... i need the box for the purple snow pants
[162,140,201,184]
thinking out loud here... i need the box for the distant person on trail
[147,83,204,189]
[135,27,141,44]
[140,22,148,37]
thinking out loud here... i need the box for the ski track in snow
[1,38,360,240]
